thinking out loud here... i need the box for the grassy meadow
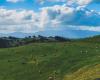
[0,40,100,80]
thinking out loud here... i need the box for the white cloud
[66,0,92,7]
[37,0,100,7]
[48,0,66,2]
[6,0,24,3]
[79,26,100,32]
[40,5,100,26]
[37,0,66,5]
[39,8,49,30]
[0,8,38,33]
[39,4,100,31]
[77,0,91,5]
[0,3,100,33]
[37,0,92,6]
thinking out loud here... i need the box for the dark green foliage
[0,35,70,48]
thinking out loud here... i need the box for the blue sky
[0,0,66,11]
[0,0,100,37]
[0,0,100,11]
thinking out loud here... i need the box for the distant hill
[0,32,33,38]
[0,33,8,37]
[9,32,34,38]
[0,30,100,38]
[0,35,69,48]
[0,29,100,48]
[34,30,100,38]
[82,35,100,42]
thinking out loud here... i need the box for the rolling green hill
[0,39,100,80]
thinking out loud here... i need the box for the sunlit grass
[0,41,100,80]
[63,64,100,80]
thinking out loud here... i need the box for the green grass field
[0,40,100,80]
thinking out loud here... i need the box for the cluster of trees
[0,35,70,48]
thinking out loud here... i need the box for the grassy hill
[0,39,100,80]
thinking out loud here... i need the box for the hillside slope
[64,64,100,80]
[0,41,100,80]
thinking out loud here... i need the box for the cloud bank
[6,0,24,3]
[0,0,100,33]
